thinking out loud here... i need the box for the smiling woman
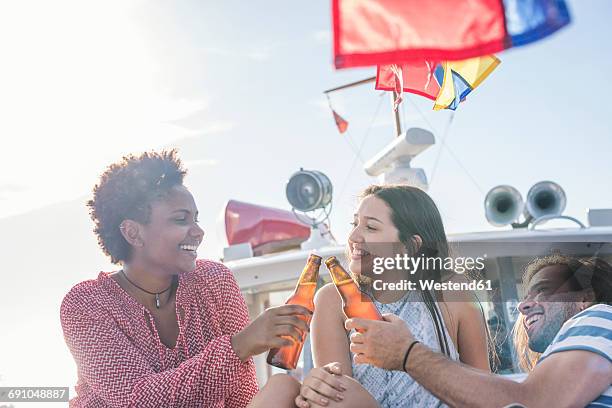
[60,150,312,407]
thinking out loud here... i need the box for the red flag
[333,0,505,68]
[333,0,570,69]
[376,61,441,101]
[332,110,349,134]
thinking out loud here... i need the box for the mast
[324,76,433,189]
[392,91,402,137]
[324,76,402,138]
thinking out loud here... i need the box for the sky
[0,0,611,398]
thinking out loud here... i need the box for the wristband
[402,340,420,372]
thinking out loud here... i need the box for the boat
[220,84,612,385]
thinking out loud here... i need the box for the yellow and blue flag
[433,55,500,110]
[376,55,500,111]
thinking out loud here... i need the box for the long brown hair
[356,184,489,360]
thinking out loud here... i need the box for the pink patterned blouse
[60,259,259,407]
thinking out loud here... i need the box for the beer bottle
[267,253,321,370]
[325,256,382,324]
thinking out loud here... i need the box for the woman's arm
[311,283,352,375]
[438,273,490,371]
[458,301,491,370]
[446,298,491,371]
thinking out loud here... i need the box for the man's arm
[405,343,611,408]
[347,315,612,408]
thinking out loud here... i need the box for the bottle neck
[291,283,317,302]
[298,269,319,285]
[297,259,321,285]
[328,265,353,286]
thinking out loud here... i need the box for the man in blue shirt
[346,255,612,408]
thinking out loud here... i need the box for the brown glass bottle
[267,253,321,370]
[325,256,382,325]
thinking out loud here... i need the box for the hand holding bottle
[231,304,311,362]
[267,253,321,369]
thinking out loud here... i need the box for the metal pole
[323,76,376,94]
[324,75,402,139]
[392,91,402,137]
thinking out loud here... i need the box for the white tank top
[351,290,459,408]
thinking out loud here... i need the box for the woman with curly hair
[60,150,309,407]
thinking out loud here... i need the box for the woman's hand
[231,304,311,361]
[295,363,347,407]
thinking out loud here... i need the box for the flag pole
[324,75,401,139]
[323,76,376,94]
[392,91,402,137]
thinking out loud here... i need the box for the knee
[335,376,379,408]
[267,374,300,388]
[249,374,301,408]
[266,373,301,394]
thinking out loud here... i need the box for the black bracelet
[402,340,420,372]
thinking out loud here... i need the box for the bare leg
[248,374,301,408]
[321,375,379,408]
[297,374,379,408]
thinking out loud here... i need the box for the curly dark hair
[87,149,187,264]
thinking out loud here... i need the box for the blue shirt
[538,304,612,407]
